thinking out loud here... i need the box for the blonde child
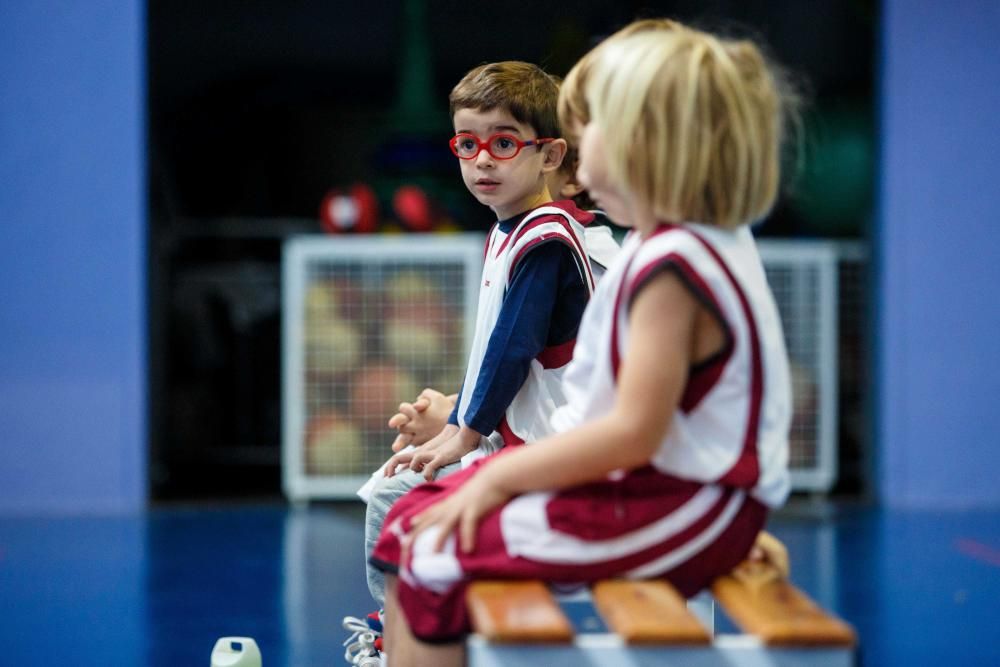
[372,23,797,666]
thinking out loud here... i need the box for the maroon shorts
[371,454,766,643]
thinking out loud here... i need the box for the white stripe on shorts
[404,526,463,594]
[627,490,745,578]
[499,485,724,565]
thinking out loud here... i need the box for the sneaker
[364,610,384,634]
[343,612,384,666]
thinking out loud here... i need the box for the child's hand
[406,468,513,554]
[387,388,456,451]
[409,427,481,481]
[384,424,458,477]
[747,530,790,578]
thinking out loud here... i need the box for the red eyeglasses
[449,133,555,160]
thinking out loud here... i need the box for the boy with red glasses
[343,61,599,666]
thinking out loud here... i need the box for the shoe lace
[343,615,374,636]
[343,616,381,666]
[355,653,383,667]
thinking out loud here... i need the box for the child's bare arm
[483,269,696,490]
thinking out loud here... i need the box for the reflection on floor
[0,501,998,666]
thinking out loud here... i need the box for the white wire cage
[282,235,484,500]
[283,235,866,499]
[758,239,868,493]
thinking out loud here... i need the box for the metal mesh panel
[758,240,840,491]
[764,261,823,471]
[283,235,483,499]
[284,236,865,498]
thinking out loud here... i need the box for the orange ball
[305,411,365,476]
[350,363,419,432]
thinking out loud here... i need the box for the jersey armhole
[628,258,734,369]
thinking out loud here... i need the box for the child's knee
[367,482,397,517]
[370,470,422,508]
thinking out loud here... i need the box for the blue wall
[879,0,1000,508]
[0,2,146,514]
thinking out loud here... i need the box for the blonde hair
[558,19,685,145]
[583,27,796,228]
[449,61,561,139]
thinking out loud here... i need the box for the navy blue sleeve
[460,241,587,436]
[447,384,463,426]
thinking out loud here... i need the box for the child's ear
[559,179,586,200]
[541,138,568,173]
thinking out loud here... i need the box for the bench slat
[466,581,574,643]
[592,580,711,644]
[711,561,856,647]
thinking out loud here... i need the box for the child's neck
[631,203,661,238]
[492,187,554,221]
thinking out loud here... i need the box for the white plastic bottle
[211,637,262,667]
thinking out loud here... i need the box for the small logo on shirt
[484,279,491,287]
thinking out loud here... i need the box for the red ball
[392,185,434,232]
[320,183,379,234]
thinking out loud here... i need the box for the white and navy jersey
[451,200,596,451]
[554,222,791,507]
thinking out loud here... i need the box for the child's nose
[475,149,496,167]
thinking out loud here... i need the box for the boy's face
[577,122,632,227]
[452,107,559,220]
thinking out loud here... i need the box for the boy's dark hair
[555,144,597,209]
[449,61,561,139]
[559,144,578,178]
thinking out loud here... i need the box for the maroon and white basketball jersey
[553,222,791,507]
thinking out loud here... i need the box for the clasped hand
[384,423,481,481]
[386,388,456,451]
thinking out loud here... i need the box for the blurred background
[0,0,998,510]
[2,1,999,665]
[146,0,878,501]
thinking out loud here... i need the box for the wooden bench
[466,561,856,666]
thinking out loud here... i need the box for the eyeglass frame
[449,132,556,160]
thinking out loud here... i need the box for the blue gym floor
[1,502,998,666]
